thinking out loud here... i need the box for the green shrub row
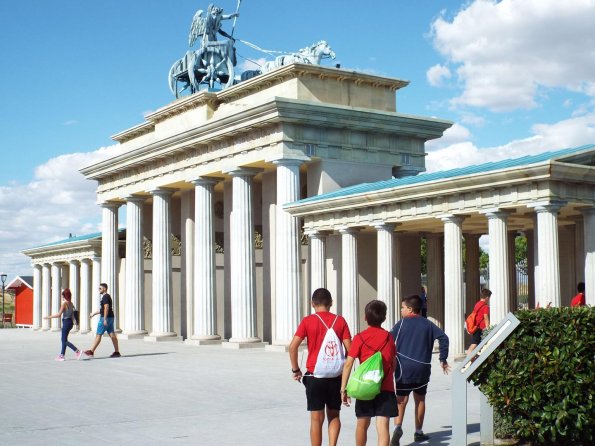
[472,307,594,445]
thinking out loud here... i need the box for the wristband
[292,368,301,373]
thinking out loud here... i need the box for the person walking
[389,295,449,445]
[44,288,82,361]
[84,283,121,358]
[466,288,491,355]
[570,282,585,307]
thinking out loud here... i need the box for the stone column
[190,178,221,344]
[426,234,444,328]
[307,230,327,297]
[340,227,359,334]
[41,264,51,330]
[225,168,263,347]
[464,234,481,315]
[79,259,91,334]
[181,189,195,340]
[442,216,465,358]
[69,260,80,332]
[32,264,42,330]
[91,257,101,331]
[101,202,120,328]
[124,196,147,338]
[530,201,564,307]
[273,158,303,345]
[583,208,595,306]
[483,210,511,324]
[375,223,396,328]
[50,263,61,331]
[148,188,177,339]
[508,231,518,312]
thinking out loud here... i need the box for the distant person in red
[466,288,491,355]
[570,282,585,307]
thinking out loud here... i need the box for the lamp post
[1,273,7,327]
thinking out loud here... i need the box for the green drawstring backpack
[346,333,390,401]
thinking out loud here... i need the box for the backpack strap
[359,332,391,353]
[313,313,330,330]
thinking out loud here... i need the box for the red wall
[14,285,33,326]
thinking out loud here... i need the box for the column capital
[372,221,397,231]
[338,226,361,235]
[304,229,330,239]
[123,194,147,204]
[79,258,92,265]
[528,200,567,213]
[148,187,176,197]
[190,176,219,186]
[440,214,465,224]
[222,166,263,177]
[268,154,309,166]
[99,201,121,210]
[68,259,80,266]
[480,208,512,220]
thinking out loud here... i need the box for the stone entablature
[286,159,595,233]
[23,240,102,265]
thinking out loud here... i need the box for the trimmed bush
[473,307,594,445]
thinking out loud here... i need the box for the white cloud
[426,64,451,87]
[426,122,472,151]
[238,57,267,72]
[426,110,595,172]
[0,144,125,278]
[430,0,595,111]
[62,120,78,126]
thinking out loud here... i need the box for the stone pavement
[0,330,482,445]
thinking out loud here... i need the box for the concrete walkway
[0,330,481,445]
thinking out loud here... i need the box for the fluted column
[79,259,91,333]
[181,189,195,340]
[69,260,80,332]
[50,263,61,331]
[41,264,51,330]
[530,201,564,307]
[583,208,595,306]
[149,188,176,338]
[426,235,444,328]
[464,234,481,314]
[32,264,42,330]
[307,230,327,298]
[124,196,146,337]
[101,202,120,328]
[442,216,465,358]
[508,231,518,312]
[273,159,303,344]
[227,168,261,344]
[91,257,101,330]
[192,178,220,342]
[340,227,359,333]
[483,210,511,324]
[375,223,396,328]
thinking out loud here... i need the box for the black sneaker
[390,426,403,446]
[110,351,121,358]
[414,432,430,442]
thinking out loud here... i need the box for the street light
[1,273,6,328]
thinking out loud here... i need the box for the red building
[6,276,33,327]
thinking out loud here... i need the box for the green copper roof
[290,144,595,206]
[32,229,125,249]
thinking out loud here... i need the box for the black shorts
[395,382,428,396]
[355,391,398,418]
[471,328,483,345]
[302,373,342,411]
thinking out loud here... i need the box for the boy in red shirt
[570,282,585,307]
[466,288,491,355]
[340,300,397,446]
[289,288,352,446]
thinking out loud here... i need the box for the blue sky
[1,0,594,277]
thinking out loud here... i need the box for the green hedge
[472,307,594,445]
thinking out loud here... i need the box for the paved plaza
[0,330,481,445]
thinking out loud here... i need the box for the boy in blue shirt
[389,295,449,445]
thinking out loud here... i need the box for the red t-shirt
[570,292,585,307]
[348,326,396,392]
[294,312,351,373]
[474,300,489,330]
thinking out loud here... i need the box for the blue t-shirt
[390,315,448,384]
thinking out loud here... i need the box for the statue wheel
[188,45,235,92]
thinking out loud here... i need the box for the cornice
[22,239,103,263]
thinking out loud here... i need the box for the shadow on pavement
[87,352,173,360]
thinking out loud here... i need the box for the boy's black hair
[365,300,387,327]
[481,288,492,298]
[577,282,585,293]
[100,283,108,290]
[402,295,422,314]
[311,288,332,307]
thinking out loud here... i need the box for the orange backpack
[465,302,486,334]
